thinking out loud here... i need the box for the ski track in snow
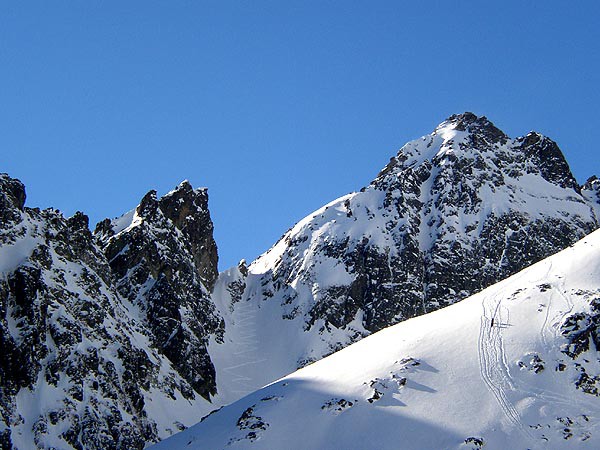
[551,275,574,334]
[478,293,534,441]
[539,265,572,355]
[539,261,554,349]
[221,300,267,397]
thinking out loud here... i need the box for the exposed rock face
[0,174,26,228]
[561,293,600,396]
[95,181,223,400]
[582,176,600,219]
[359,114,596,330]
[0,175,221,449]
[211,114,599,393]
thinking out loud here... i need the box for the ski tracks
[539,261,553,349]
[221,300,266,396]
[478,293,534,440]
[520,261,600,415]
[539,261,574,352]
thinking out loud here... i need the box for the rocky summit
[0,177,222,449]
[1,113,599,449]
[210,113,599,402]
[95,181,224,401]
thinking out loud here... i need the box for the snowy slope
[155,228,600,450]
[208,113,599,404]
[209,262,369,406]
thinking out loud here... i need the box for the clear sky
[2,1,599,270]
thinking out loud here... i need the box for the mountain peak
[165,179,208,197]
[376,113,580,197]
[95,180,218,290]
[435,112,508,144]
[169,179,193,195]
[375,113,510,179]
[0,173,26,212]
[441,111,480,127]
[159,181,211,229]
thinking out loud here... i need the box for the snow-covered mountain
[154,226,600,450]
[0,177,220,449]
[1,112,599,449]
[209,113,599,403]
[95,181,224,401]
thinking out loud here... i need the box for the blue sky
[2,2,599,269]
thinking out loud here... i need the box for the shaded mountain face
[153,228,600,450]
[0,176,221,450]
[210,113,599,399]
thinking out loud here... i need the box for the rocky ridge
[95,181,224,401]
[0,176,221,449]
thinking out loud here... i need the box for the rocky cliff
[0,176,221,449]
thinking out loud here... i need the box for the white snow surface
[209,265,368,407]
[154,228,600,450]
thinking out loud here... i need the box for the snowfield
[154,229,600,450]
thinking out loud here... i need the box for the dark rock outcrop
[95,181,223,400]
[0,199,157,448]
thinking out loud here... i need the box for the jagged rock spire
[96,181,223,400]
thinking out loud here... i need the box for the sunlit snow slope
[156,228,600,450]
